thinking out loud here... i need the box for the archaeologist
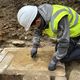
[17,4,80,71]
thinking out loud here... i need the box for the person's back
[41,4,80,38]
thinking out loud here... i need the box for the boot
[48,56,58,71]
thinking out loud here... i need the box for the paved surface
[0,47,67,80]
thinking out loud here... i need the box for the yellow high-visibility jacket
[43,5,80,38]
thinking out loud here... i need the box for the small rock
[55,76,67,80]
[12,40,25,47]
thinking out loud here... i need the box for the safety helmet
[17,5,38,31]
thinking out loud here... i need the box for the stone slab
[0,47,66,77]
[55,62,66,76]
[55,76,67,80]
[23,74,50,80]
[0,53,13,73]
[0,49,8,62]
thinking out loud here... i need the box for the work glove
[48,56,58,71]
[31,47,37,58]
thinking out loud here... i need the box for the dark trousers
[60,36,80,63]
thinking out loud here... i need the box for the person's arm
[32,29,42,48]
[31,28,42,58]
[55,15,70,60]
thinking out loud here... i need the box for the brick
[23,74,50,80]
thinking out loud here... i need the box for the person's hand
[48,56,58,71]
[31,47,37,58]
